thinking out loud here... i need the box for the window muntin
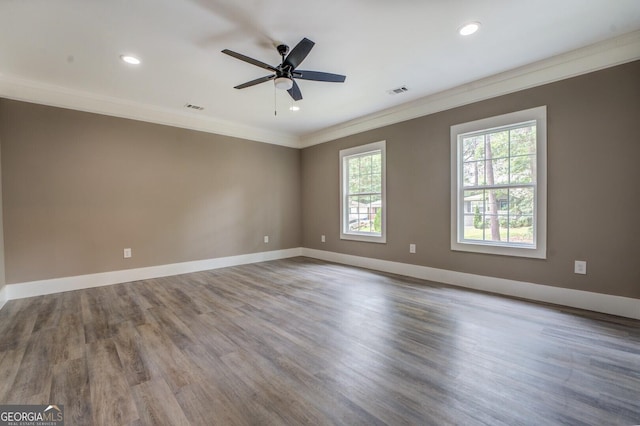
[451,107,546,258]
[340,141,386,243]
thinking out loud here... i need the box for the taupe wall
[1,61,638,299]
[0,133,5,292]
[302,60,640,299]
[0,100,301,284]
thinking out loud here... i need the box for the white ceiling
[1,0,639,147]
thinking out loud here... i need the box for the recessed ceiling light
[458,22,481,36]
[289,105,300,111]
[120,55,141,65]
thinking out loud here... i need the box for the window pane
[349,157,360,177]
[349,174,359,193]
[463,135,484,162]
[484,213,502,242]
[484,189,505,242]
[487,131,509,159]
[483,189,504,213]
[463,214,485,240]
[510,155,536,184]
[509,187,534,216]
[462,166,531,245]
[463,190,485,240]
[357,200,368,232]
[360,155,372,175]
[346,151,383,197]
[371,153,382,173]
[371,194,382,233]
[488,158,509,185]
[508,215,534,244]
[372,174,382,193]
[361,194,373,233]
[463,190,484,210]
[507,187,534,245]
[347,196,360,230]
[359,173,372,193]
[346,193,378,233]
[498,216,510,241]
[463,160,485,187]
[510,126,536,156]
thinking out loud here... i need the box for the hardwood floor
[0,257,638,425]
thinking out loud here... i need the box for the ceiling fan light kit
[274,77,293,91]
[222,37,346,102]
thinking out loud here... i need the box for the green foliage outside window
[373,209,381,232]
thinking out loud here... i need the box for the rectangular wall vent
[185,103,204,111]
[387,86,409,95]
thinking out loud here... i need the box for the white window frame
[450,106,547,258]
[340,141,387,243]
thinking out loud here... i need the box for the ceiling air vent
[387,86,409,95]
[184,103,204,111]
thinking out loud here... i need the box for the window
[451,106,546,258]
[340,141,386,243]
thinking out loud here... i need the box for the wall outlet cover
[574,260,587,274]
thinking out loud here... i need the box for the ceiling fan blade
[234,75,275,89]
[283,38,314,70]
[294,70,346,83]
[222,49,277,72]
[287,79,303,101]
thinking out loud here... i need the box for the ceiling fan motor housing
[277,44,290,57]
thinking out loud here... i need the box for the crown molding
[0,75,300,148]
[300,30,640,148]
[1,31,638,150]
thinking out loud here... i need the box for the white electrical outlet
[264,235,269,243]
[409,244,416,254]
[124,248,132,258]
[574,260,587,275]
[321,235,326,243]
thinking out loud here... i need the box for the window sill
[451,240,546,259]
[340,233,387,244]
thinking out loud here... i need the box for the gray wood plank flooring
[0,257,638,425]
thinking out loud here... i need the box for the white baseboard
[0,285,7,311]
[3,247,638,320]
[301,248,640,320]
[5,248,302,301]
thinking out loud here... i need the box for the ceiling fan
[222,38,346,101]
